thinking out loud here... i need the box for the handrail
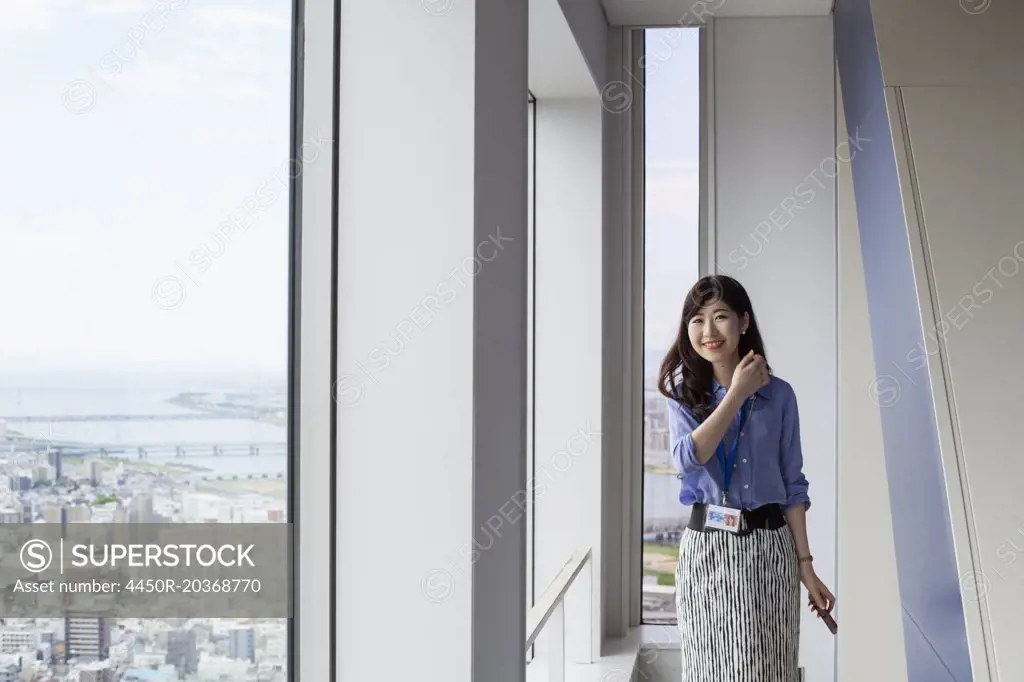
[525,547,592,650]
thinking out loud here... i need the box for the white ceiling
[527,0,836,97]
[602,0,835,26]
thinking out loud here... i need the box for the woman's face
[687,301,748,364]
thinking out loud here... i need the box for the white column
[334,2,528,681]
[297,0,335,679]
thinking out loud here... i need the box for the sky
[0,0,292,375]
[644,28,701,358]
[0,8,697,376]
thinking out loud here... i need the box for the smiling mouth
[703,340,724,350]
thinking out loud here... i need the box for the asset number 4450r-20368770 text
[124,578,262,593]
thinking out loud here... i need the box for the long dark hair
[657,275,770,422]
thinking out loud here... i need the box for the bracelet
[798,555,813,564]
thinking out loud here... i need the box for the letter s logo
[21,540,52,573]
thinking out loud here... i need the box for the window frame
[525,90,537,665]
[629,22,713,630]
[629,26,647,628]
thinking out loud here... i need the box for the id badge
[705,504,742,533]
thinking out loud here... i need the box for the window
[641,27,701,625]
[0,0,295,677]
[525,91,537,661]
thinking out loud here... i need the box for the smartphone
[813,605,838,634]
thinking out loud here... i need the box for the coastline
[168,392,286,427]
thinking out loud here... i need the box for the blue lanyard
[716,397,754,505]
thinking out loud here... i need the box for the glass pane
[642,27,701,626]
[525,94,536,664]
[0,0,293,677]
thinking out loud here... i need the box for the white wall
[531,0,597,97]
[870,28,1024,678]
[711,16,837,682]
[532,96,605,665]
[898,84,1024,682]
[871,0,1023,87]
[835,67,908,682]
[557,0,609,89]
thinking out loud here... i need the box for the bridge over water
[94,443,288,459]
[6,439,287,459]
[181,470,287,482]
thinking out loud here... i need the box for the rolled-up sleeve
[780,385,811,511]
[666,397,705,477]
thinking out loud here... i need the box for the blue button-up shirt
[666,375,810,511]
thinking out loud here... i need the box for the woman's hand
[800,563,835,615]
[730,350,770,399]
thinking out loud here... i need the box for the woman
[658,274,834,682]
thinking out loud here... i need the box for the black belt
[688,503,787,536]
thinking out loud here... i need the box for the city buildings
[227,628,255,664]
[64,617,109,663]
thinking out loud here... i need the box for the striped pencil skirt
[674,525,800,682]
